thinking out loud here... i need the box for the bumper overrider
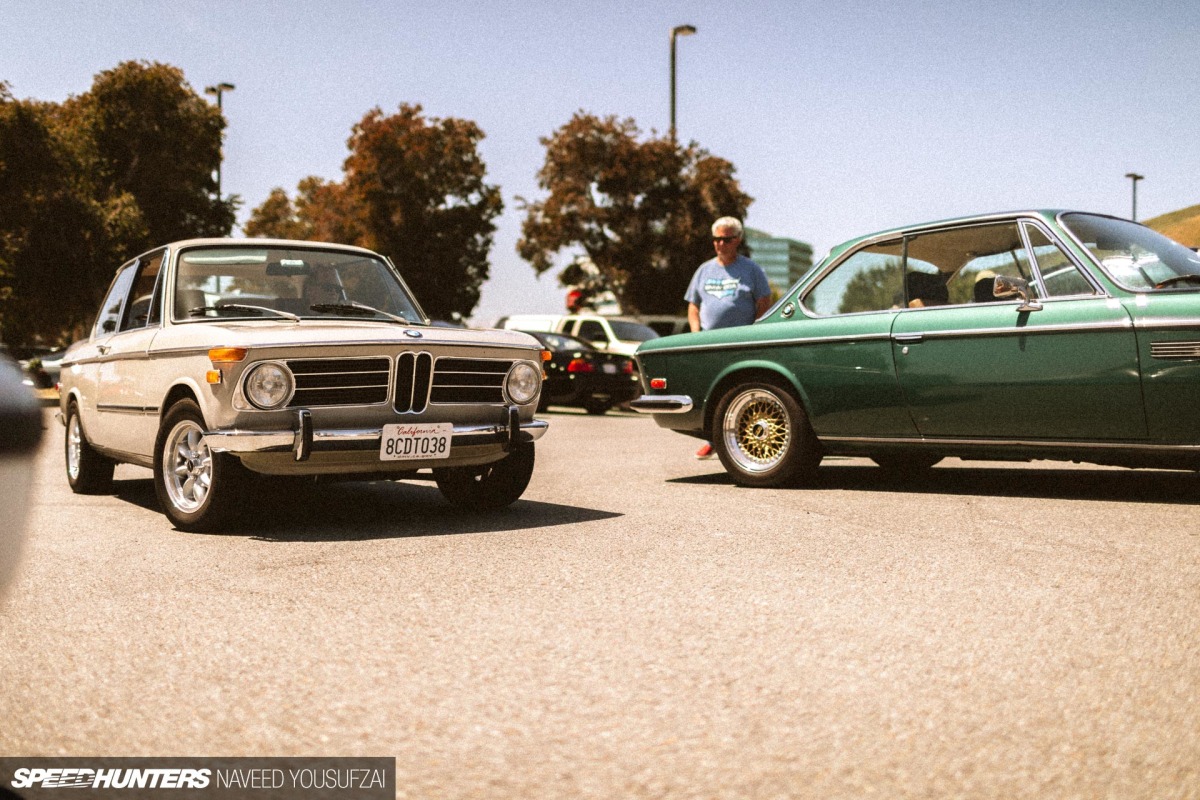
[629,395,693,414]
[204,406,548,462]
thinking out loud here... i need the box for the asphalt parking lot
[3,406,1198,798]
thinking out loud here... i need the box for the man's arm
[688,303,701,333]
[755,295,771,319]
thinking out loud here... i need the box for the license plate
[602,363,618,374]
[380,423,453,461]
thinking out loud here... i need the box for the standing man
[684,216,772,459]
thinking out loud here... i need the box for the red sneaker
[695,442,715,460]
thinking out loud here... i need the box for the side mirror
[101,318,117,333]
[993,275,1042,312]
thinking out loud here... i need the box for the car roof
[827,210,1074,260]
[148,238,385,259]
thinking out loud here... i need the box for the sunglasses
[712,235,739,243]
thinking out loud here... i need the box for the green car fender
[701,358,813,436]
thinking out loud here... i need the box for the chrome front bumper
[204,407,548,462]
[629,394,694,414]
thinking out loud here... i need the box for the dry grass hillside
[1144,204,1200,248]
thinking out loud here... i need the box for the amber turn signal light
[208,347,248,364]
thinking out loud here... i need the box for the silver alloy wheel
[66,413,83,481]
[721,388,792,474]
[162,418,213,513]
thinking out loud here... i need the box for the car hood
[68,320,543,358]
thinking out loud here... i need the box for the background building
[744,227,814,293]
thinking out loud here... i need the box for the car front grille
[278,354,516,410]
[431,357,512,405]
[286,357,391,407]
[395,352,434,413]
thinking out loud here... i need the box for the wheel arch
[160,381,203,424]
[703,362,812,438]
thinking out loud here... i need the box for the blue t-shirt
[684,255,771,330]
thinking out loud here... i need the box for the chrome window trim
[793,212,1055,322]
[1018,220,1106,299]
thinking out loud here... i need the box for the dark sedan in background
[522,331,639,415]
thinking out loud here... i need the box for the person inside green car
[684,216,772,459]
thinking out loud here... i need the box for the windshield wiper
[309,301,410,324]
[189,304,300,322]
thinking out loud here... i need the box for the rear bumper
[629,394,694,414]
[204,406,548,462]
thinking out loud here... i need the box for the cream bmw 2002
[59,239,548,530]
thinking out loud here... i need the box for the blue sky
[4,0,1198,324]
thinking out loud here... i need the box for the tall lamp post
[205,82,235,198]
[1124,172,1144,222]
[670,24,697,142]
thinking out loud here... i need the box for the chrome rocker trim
[630,394,694,414]
[204,406,548,462]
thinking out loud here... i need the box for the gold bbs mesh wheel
[722,389,792,473]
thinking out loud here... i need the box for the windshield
[172,246,425,323]
[609,321,659,342]
[1061,213,1200,292]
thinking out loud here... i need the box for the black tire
[153,399,246,532]
[433,444,535,511]
[871,454,943,473]
[64,402,115,494]
[584,398,611,415]
[712,381,821,488]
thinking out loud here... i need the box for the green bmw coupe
[632,211,1200,486]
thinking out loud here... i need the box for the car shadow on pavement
[670,460,1200,506]
[113,476,621,540]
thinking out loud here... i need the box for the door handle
[894,334,924,344]
[97,344,111,355]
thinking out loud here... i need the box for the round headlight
[505,361,541,405]
[244,362,294,409]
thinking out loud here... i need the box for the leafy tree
[1,63,236,345]
[0,86,114,343]
[838,260,904,314]
[517,112,753,315]
[245,104,503,320]
[60,60,235,250]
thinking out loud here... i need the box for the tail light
[622,360,635,375]
[567,358,594,373]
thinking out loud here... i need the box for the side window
[93,263,139,337]
[577,320,606,343]
[121,251,165,331]
[915,222,1036,305]
[803,241,904,315]
[1024,224,1097,298]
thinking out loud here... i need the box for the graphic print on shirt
[704,278,741,299]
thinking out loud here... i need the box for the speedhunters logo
[0,758,393,798]
[11,768,210,789]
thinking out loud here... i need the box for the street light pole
[205,82,235,199]
[670,25,696,142]
[1124,172,1144,222]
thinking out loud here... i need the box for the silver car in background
[0,352,43,596]
[59,239,548,531]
